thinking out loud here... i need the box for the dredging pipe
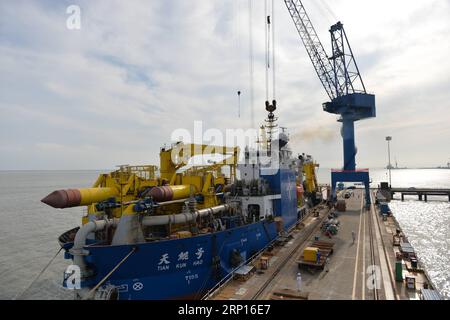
[70,219,118,277]
[141,203,236,227]
[41,188,118,209]
[148,185,193,202]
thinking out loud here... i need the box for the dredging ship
[41,104,322,300]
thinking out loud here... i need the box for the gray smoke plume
[290,125,336,143]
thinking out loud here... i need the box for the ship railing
[111,165,158,180]
[331,168,369,173]
[201,237,279,300]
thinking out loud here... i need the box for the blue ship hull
[81,219,282,300]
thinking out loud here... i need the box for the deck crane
[284,0,376,206]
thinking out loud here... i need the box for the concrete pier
[207,189,433,300]
[392,188,450,202]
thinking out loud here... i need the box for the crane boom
[284,0,373,107]
[284,0,336,100]
[329,22,367,97]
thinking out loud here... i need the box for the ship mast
[264,100,278,156]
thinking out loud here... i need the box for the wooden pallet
[270,289,309,300]
[311,240,335,256]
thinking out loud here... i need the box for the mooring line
[14,247,63,300]
[82,247,136,300]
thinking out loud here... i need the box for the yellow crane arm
[160,143,239,181]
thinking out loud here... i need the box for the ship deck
[206,189,434,300]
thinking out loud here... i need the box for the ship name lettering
[193,259,203,266]
[195,247,204,260]
[158,253,170,265]
[185,274,199,281]
[158,265,169,271]
[178,251,189,261]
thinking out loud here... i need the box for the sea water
[0,169,448,299]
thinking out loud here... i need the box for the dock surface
[207,189,429,300]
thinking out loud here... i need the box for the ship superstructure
[42,107,321,300]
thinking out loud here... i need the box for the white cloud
[0,0,449,170]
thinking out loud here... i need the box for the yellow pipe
[41,187,119,208]
[149,185,194,202]
[171,185,192,199]
[78,188,119,206]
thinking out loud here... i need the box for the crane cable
[265,0,276,102]
[265,0,269,102]
[248,0,255,128]
[318,0,337,23]
[235,0,242,118]
[312,0,338,25]
[272,0,276,100]
[238,90,241,118]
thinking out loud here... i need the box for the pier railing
[390,188,450,202]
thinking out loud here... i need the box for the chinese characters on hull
[157,247,205,271]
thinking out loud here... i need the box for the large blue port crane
[284,0,376,205]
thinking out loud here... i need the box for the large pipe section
[42,185,193,208]
[148,185,192,202]
[142,203,236,227]
[70,219,118,276]
[41,187,118,209]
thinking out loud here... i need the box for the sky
[0,0,449,170]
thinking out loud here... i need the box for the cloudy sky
[1,0,449,170]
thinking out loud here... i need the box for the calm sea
[0,169,448,300]
[318,168,450,299]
